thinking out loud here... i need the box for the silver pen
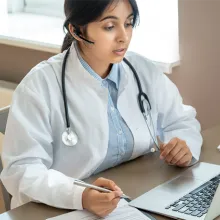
[74,179,131,199]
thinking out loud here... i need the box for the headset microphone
[74,32,95,44]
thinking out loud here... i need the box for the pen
[74,179,131,199]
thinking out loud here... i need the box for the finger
[160,143,166,151]
[111,197,120,206]
[98,191,122,202]
[176,154,192,167]
[98,206,117,218]
[169,149,187,165]
[96,198,119,217]
[93,177,121,192]
[180,160,191,167]
[160,138,178,160]
[98,196,120,213]
[164,143,182,163]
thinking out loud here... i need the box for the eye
[125,18,134,28]
[104,26,115,31]
[125,23,133,28]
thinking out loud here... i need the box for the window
[129,0,179,73]
[24,0,65,18]
[0,0,65,53]
[0,0,7,34]
[1,0,179,73]
[7,0,64,17]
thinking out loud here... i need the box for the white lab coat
[1,43,202,210]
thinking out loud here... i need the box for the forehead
[102,0,133,17]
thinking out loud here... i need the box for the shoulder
[15,51,66,95]
[124,51,163,81]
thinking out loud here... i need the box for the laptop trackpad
[158,175,204,194]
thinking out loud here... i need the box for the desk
[0,125,220,220]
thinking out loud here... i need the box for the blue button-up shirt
[75,44,134,174]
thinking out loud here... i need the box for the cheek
[90,29,133,62]
[127,29,133,43]
[95,43,112,56]
[94,35,114,54]
[95,34,114,48]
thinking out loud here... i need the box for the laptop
[129,162,220,220]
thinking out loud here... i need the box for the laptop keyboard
[165,174,220,218]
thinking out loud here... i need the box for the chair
[0,105,12,211]
[0,106,10,134]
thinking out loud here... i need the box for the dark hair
[61,0,139,52]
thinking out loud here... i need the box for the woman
[1,0,202,217]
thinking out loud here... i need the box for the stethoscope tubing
[61,48,159,152]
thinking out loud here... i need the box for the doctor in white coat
[1,0,203,217]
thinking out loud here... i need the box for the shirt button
[102,80,108,87]
[111,106,115,112]
[118,129,122,135]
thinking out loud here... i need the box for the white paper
[46,199,151,220]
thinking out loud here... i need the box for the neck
[77,43,112,79]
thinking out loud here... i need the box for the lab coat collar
[67,43,129,93]
[67,43,102,91]
[74,42,120,90]
[118,59,130,96]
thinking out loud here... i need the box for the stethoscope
[61,47,160,153]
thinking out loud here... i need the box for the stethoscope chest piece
[62,128,78,147]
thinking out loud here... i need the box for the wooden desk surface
[1,125,220,220]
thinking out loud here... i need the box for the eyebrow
[99,13,134,22]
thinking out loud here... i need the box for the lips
[114,48,126,52]
[113,48,127,56]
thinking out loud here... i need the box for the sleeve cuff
[188,156,199,167]
[72,184,86,210]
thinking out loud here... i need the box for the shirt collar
[107,64,120,90]
[74,42,120,89]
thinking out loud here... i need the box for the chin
[111,56,124,64]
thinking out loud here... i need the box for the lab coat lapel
[118,60,152,159]
[62,44,109,177]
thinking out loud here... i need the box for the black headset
[73,30,95,45]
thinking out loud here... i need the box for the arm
[156,72,203,165]
[1,84,123,216]
[0,85,85,210]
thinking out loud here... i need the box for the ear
[68,24,83,42]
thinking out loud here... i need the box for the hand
[82,177,123,217]
[160,137,192,167]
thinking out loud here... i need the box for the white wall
[0,0,8,34]
[169,0,220,130]
[129,0,179,64]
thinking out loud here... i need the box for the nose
[117,26,130,44]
